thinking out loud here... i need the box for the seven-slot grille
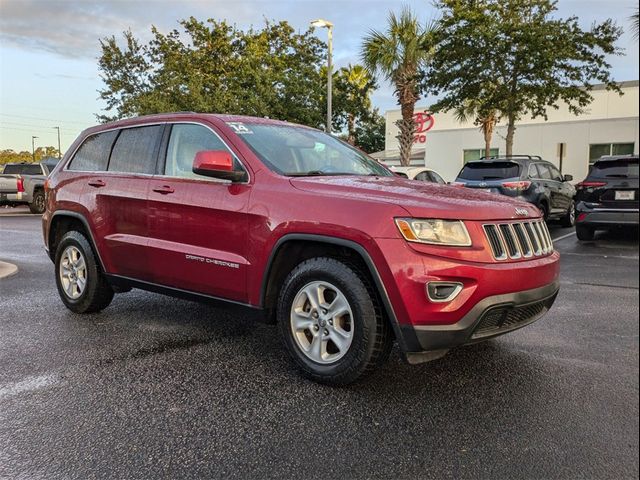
[483,220,553,261]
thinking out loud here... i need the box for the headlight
[395,218,472,246]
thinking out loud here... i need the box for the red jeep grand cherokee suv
[43,113,560,384]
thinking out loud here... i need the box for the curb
[0,261,18,279]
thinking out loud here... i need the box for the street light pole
[53,126,61,159]
[311,19,334,134]
[31,136,38,162]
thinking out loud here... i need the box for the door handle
[88,179,106,188]
[152,185,175,195]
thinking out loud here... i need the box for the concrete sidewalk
[0,260,18,279]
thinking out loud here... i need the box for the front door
[146,122,252,303]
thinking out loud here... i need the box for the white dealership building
[375,80,639,182]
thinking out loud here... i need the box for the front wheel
[277,257,392,385]
[55,231,114,313]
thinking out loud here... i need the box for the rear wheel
[29,190,46,214]
[55,231,114,313]
[576,224,595,241]
[277,257,392,385]
[538,202,549,221]
[560,200,576,227]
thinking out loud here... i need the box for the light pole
[53,126,61,159]
[311,18,333,134]
[31,136,38,162]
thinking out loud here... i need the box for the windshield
[228,123,392,177]
[590,159,639,179]
[457,161,520,181]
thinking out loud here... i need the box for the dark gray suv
[454,155,576,226]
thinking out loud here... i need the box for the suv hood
[290,176,539,221]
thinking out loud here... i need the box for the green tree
[354,109,386,154]
[332,64,376,145]
[361,7,438,166]
[98,18,327,127]
[0,147,60,166]
[631,7,639,40]
[453,98,500,159]
[428,0,623,156]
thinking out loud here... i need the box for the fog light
[426,282,463,303]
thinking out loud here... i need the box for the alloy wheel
[290,281,354,364]
[59,246,87,299]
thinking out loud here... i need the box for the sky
[0,0,638,153]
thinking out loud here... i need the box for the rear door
[146,122,252,302]
[77,125,164,280]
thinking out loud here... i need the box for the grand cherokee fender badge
[515,207,529,217]
[185,254,240,269]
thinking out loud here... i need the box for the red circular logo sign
[413,112,435,133]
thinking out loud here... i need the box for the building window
[463,148,499,163]
[589,143,635,164]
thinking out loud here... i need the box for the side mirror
[563,174,573,182]
[193,150,247,182]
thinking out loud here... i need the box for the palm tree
[454,100,500,159]
[631,7,639,40]
[337,64,374,145]
[361,7,437,166]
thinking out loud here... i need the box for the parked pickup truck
[0,162,49,214]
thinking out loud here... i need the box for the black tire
[29,189,46,214]
[560,200,576,227]
[277,257,392,385]
[54,230,114,313]
[538,201,549,221]
[576,224,595,241]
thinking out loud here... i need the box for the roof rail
[479,154,543,160]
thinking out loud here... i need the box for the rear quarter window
[590,160,639,179]
[458,162,520,181]
[68,131,118,172]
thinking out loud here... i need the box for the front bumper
[576,202,639,227]
[400,281,559,363]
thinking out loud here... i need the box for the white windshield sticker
[226,122,253,134]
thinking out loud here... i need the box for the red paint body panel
[43,113,560,349]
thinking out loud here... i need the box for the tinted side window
[430,171,445,184]
[528,164,539,178]
[68,131,118,172]
[414,171,430,182]
[165,124,239,179]
[537,164,553,180]
[108,126,163,174]
[549,166,563,182]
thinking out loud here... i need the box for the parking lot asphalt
[0,210,638,479]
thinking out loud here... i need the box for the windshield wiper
[287,171,353,177]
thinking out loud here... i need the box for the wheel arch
[260,234,411,351]
[48,211,104,269]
